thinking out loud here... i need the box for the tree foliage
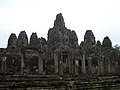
[114,44,120,52]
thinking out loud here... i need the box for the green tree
[114,44,120,52]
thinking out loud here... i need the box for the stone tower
[17,31,28,48]
[102,36,112,49]
[54,13,65,29]
[84,30,96,46]
[47,13,78,52]
[29,32,38,47]
[7,33,17,49]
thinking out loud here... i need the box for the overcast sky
[0,0,120,48]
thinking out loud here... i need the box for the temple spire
[84,30,96,45]
[54,13,65,29]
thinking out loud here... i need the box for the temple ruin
[0,13,120,76]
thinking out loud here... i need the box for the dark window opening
[12,47,15,49]
[63,55,68,63]
[79,60,82,66]
[85,60,88,66]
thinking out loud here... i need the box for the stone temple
[0,13,120,76]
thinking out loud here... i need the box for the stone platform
[0,74,120,89]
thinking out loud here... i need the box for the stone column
[59,61,63,75]
[68,55,71,74]
[59,53,63,75]
[38,51,43,75]
[21,53,24,75]
[82,54,86,74]
[108,58,111,74]
[74,60,79,75]
[88,57,92,74]
[54,53,58,74]
[98,58,103,75]
[101,60,103,74]
[98,60,100,74]
[70,56,74,74]
[1,57,7,73]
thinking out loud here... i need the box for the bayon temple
[0,13,120,76]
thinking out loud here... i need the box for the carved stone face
[17,31,28,47]
[84,30,95,45]
[47,13,78,51]
[102,36,112,49]
[54,13,65,29]
[7,33,17,48]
